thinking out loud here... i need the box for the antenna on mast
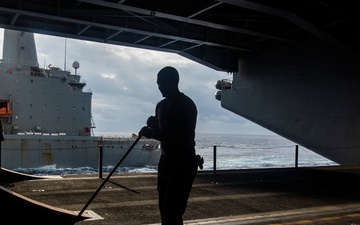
[64,38,67,71]
[73,61,80,75]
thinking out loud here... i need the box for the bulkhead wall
[220,35,360,165]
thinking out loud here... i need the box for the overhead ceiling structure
[0,0,357,72]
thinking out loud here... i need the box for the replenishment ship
[0,29,161,170]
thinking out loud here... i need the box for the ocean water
[13,133,338,176]
[195,133,337,170]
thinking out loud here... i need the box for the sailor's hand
[146,116,158,129]
[139,126,153,138]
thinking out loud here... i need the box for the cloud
[0,29,273,135]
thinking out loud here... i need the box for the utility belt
[161,149,204,170]
[161,148,194,157]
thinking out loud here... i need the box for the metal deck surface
[1,166,360,225]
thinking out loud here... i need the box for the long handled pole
[78,134,142,217]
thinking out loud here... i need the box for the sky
[0,28,274,136]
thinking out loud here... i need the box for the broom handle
[78,135,142,217]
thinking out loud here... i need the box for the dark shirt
[154,92,197,158]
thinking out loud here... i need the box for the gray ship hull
[1,134,160,170]
[1,134,161,169]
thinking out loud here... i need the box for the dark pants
[157,154,198,225]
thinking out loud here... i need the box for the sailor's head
[157,66,179,97]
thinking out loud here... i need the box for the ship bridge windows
[0,101,12,118]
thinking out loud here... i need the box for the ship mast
[64,38,67,71]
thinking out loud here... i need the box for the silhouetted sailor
[140,66,199,225]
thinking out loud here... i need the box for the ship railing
[100,136,135,141]
[13,132,68,136]
[0,58,39,67]
[0,66,46,77]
